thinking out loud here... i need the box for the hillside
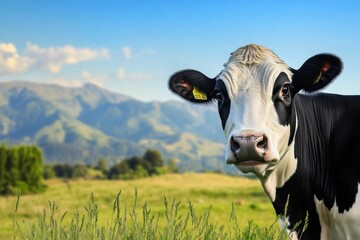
[0,81,230,172]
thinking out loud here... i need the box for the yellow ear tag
[192,87,207,100]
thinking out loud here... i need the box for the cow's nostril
[256,135,268,150]
[230,136,240,154]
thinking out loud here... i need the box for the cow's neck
[292,93,360,212]
[292,94,335,199]
[260,94,333,203]
[260,140,297,202]
[260,94,334,203]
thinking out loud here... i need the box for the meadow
[0,173,282,239]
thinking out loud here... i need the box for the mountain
[0,81,230,172]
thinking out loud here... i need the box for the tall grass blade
[13,189,293,240]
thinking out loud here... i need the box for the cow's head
[168,44,342,178]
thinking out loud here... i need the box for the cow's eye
[215,92,224,102]
[281,83,290,97]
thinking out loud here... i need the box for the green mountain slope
[0,81,228,172]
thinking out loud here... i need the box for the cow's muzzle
[227,130,274,165]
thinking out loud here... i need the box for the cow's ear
[291,54,342,93]
[168,69,216,103]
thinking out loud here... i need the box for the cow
[168,44,360,239]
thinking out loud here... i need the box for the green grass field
[0,173,279,239]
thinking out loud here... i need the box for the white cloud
[121,46,156,59]
[50,70,109,88]
[122,47,132,59]
[117,67,126,80]
[81,70,108,87]
[117,67,155,81]
[0,43,17,54]
[0,42,33,74]
[0,42,110,75]
[81,70,92,79]
[25,43,110,73]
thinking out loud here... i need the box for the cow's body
[168,44,360,239]
[276,93,360,239]
[273,93,360,239]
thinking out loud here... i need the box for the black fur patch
[273,93,360,239]
[271,72,296,145]
[214,80,231,129]
[292,54,342,93]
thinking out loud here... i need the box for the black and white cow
[168,44,360,239]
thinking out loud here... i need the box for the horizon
[1,1,360,101]
[0,79,182,103]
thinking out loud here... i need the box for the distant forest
[0,144,180,195]
[44,149,179,181]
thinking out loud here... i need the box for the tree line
[0,145,178,195]
[44,149,179,180]
[0,144,44,195]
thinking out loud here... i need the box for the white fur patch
[314,184,360,240]
[220,45,298,201]
[260,140,298,202]
[278,216,299,240]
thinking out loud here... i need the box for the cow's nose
[229,132,269,162]
[230,135,241,154]
[256,135,268,151]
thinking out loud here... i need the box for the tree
[0,144,7,193]
[96,158,108,174]
[53,163,73,178]
[108,161,130,179]
[18,146,44,193]
[132,165,149,178]
[107,149,168,180]
[72,163,88,178]
[167,158,179,173]
[6,148,19,186]
[127,156,152,172]
[143,149,164,168]
[43,165,56,179]
[0,144,44,195]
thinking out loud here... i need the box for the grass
[0,173,285,239]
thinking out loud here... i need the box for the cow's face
[169,44,342,178]
[215,58,295,177]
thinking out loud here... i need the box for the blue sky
[0,1,360,101]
